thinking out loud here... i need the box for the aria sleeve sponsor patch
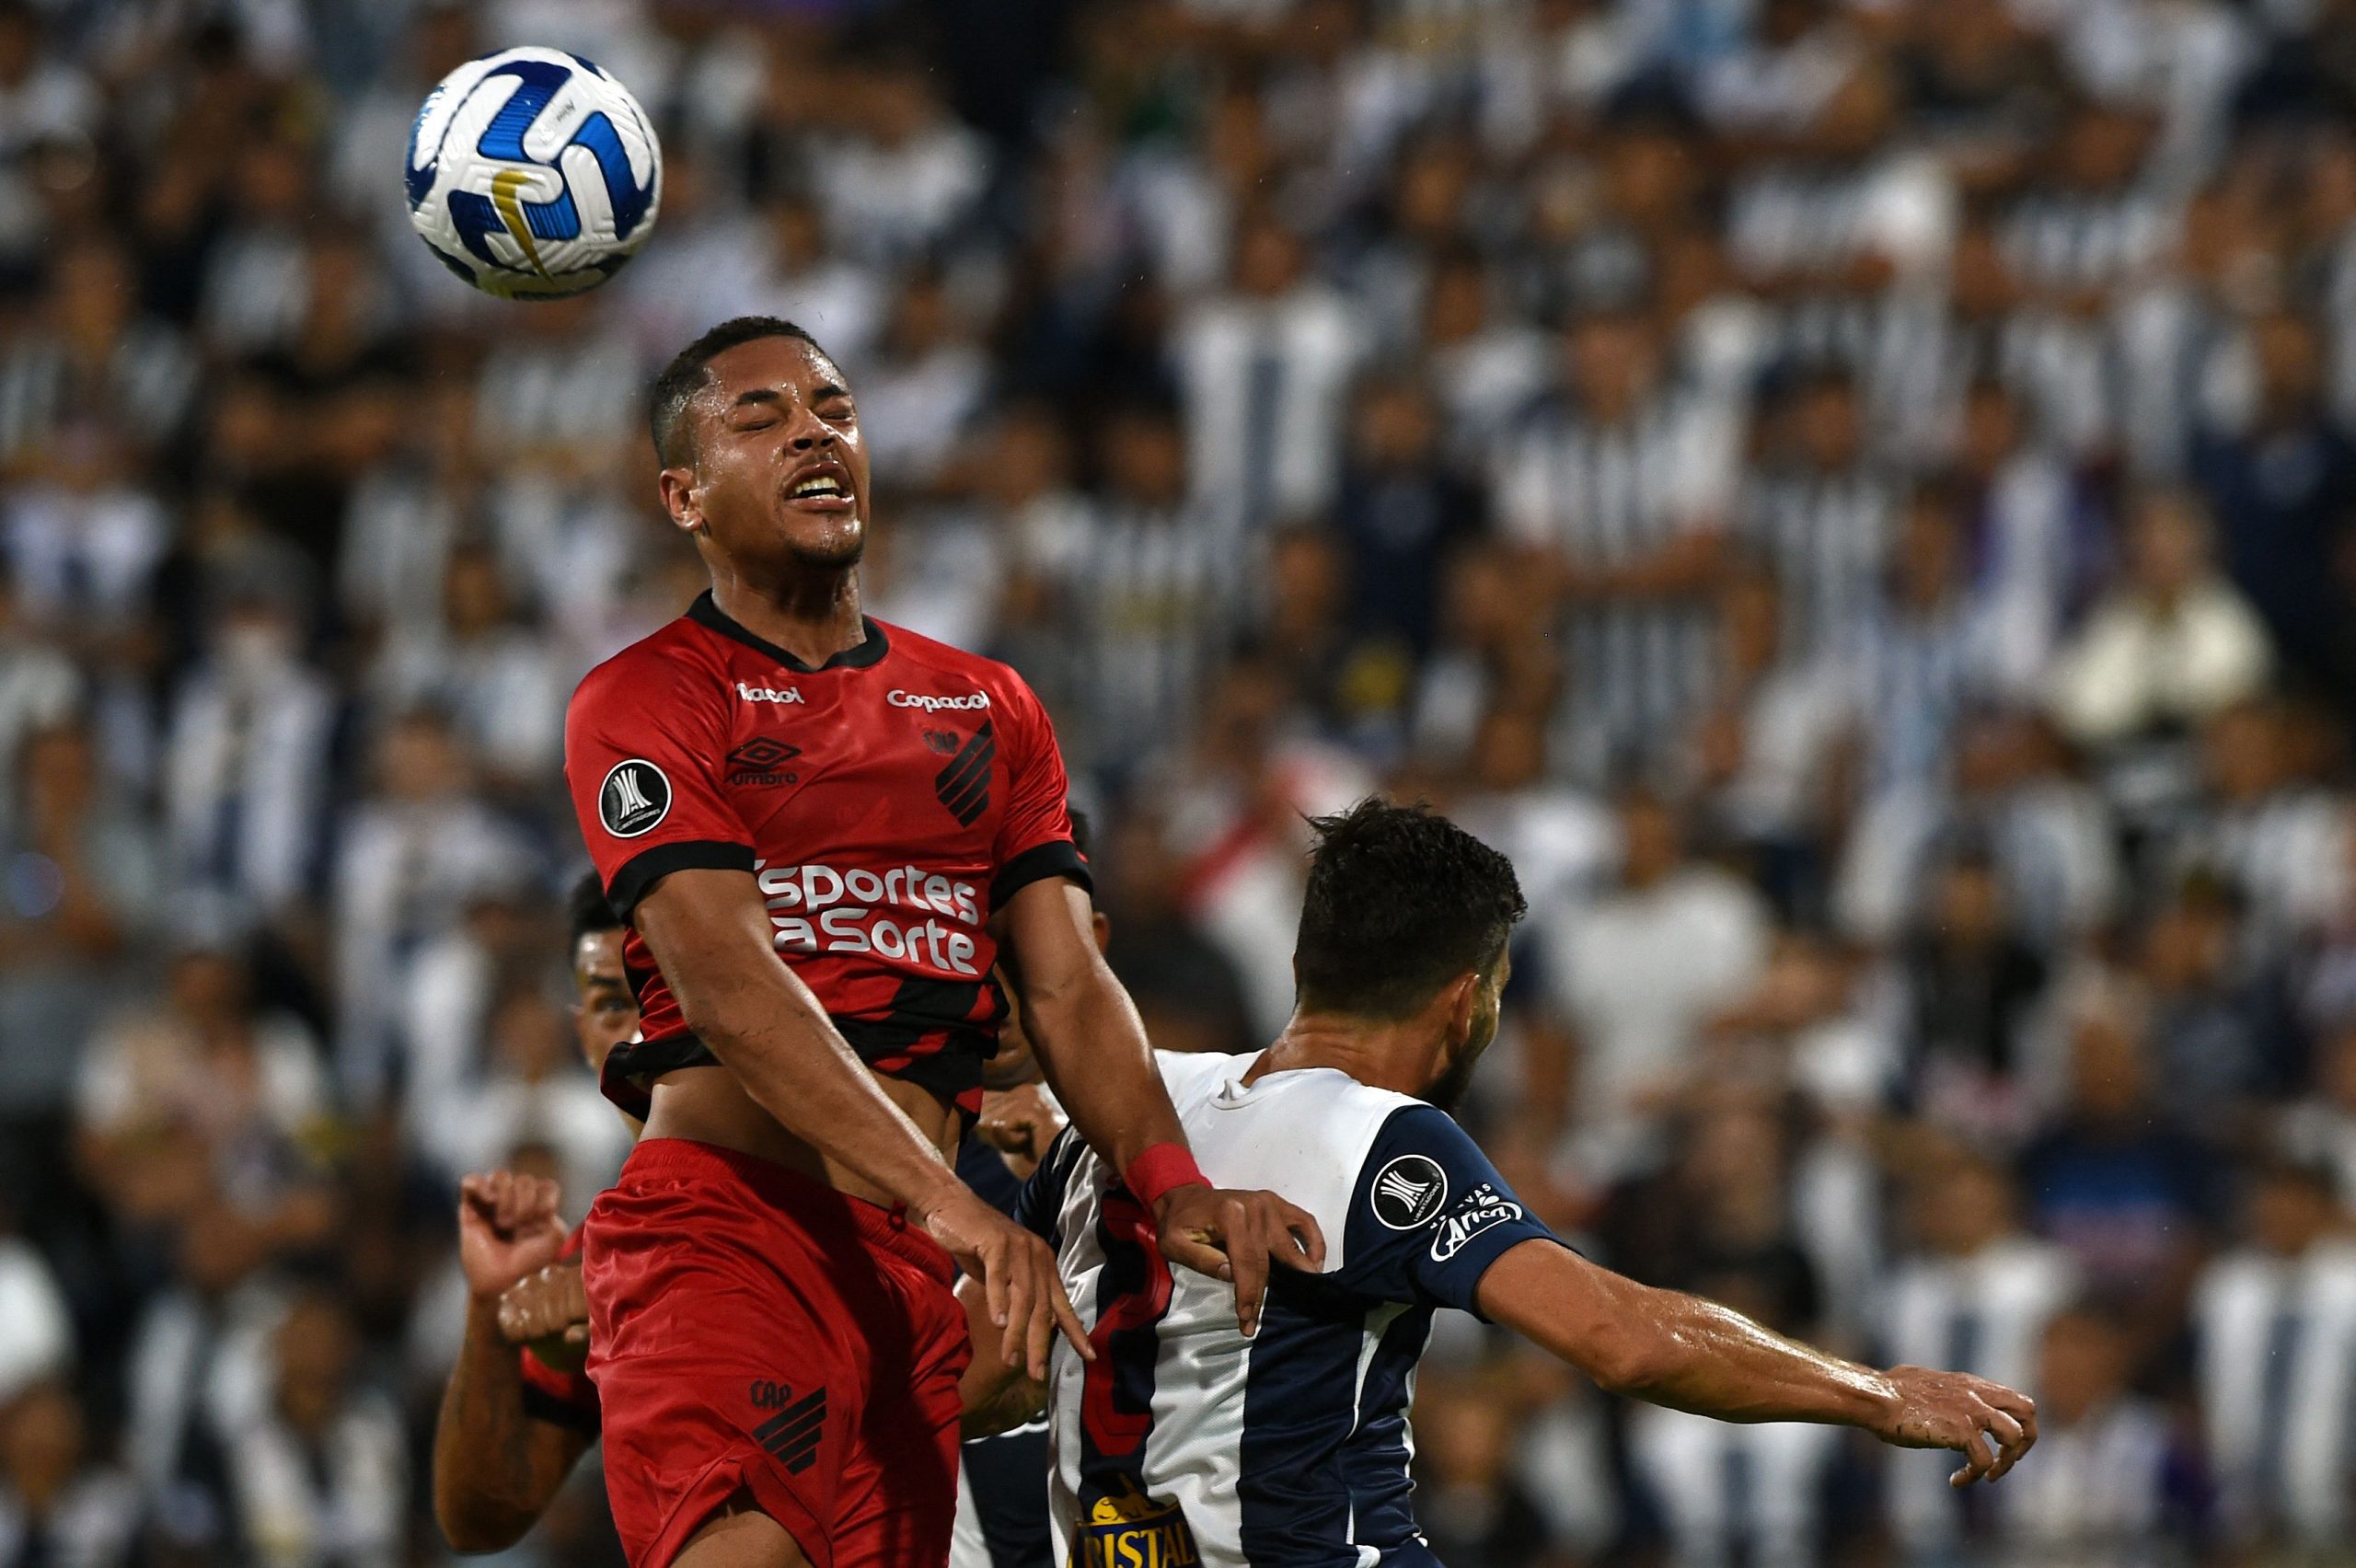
[1369,1153,1449,1230]
[599,759,674,837]
[1429,1183,1528,1262]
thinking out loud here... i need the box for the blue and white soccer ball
[406,47,662,300]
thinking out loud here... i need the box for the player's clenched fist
[1871,1366,2039,1487]
[456,1172,568,1301]
[921,1186,1092,1382]
[1155,1186,1327,1339]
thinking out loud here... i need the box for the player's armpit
[954,1274,1047,1438]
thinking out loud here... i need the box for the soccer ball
[405,46,663,300]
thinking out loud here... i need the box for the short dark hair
[1294,800,1526,1019]
[647,316,826,467]
[570,870,621,943]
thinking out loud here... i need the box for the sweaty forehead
[698,335,849,409]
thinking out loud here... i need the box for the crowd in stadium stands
[7,0,2356,1562]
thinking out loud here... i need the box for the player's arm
[995,876,1324,1334]
[433,1174,593,1552]
[1475,1239,2038,1486]
[637,868,1087,1377]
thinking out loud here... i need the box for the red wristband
[1124,1143,1209,1211]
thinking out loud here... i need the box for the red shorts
[583,1139,969,1568]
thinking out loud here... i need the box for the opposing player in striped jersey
[967,801,2038,1566]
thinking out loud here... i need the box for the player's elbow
[434,1482,537,1554]
[1575,1297,1687,1398]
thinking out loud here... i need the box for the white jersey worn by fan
[1015,1050,1558,1568]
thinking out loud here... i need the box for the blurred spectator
[329,710,538,1105]
[1993,1306,2205,1563]
[1880,1150,2078,1556]
[0,236,195,478]
[0,1381,137,1568]
[163,586,334,932]
[1739,366,1899,665]
[220,1289,405,1568]
[2020,984,2220,1307]
[1896,844,2052,1145]
[1537,786,1771,1183]
[0,722,153,1126]
[1177,211,1359,534]
[855,268,987,492]
[1330,373,1486,665]
[2048,485,2272,769]
[371,543,569,792]
[2193,311,2356,705]
[2191,1158,2356,1551]
[1494,306,1738,778]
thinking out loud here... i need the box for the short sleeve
[1332,1105,1556,1317]
[989,672,1091,908]
[564,663,754,917]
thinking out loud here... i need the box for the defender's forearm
[1599,1291,1895,1426]
[1479,1239,1895,1430]
[433,1300,588,1551]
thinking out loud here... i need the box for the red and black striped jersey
[563,592,1088,1117]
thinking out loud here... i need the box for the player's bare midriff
[641,1063,961,1210]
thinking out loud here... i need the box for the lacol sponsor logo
[738,681,805,704]
[887,689,990,712]
[755,859,984,974]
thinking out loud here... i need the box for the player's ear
[1440,970,1481,1047]
[1091,911,1112,953]
[657,464,704,534]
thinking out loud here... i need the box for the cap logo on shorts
[600,759,672,837]
[1370,1154,1448,1229]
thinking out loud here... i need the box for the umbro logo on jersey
[1369,1154,1449,1230]
[598,760,671,838]
[737,681,805,704]
[932,721,995,826]
[726,736,803,786]
[748,1380,825,1474]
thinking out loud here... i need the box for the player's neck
[709,566,867,667]
[1251,1012,1440,1099]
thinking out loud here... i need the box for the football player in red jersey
[561,317,1324,1568]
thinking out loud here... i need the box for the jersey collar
[687,590,890,673]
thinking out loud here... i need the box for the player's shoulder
[874,619,1042,709]
[571,612,729,714]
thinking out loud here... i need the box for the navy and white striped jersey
[1019,1051,1558,1567]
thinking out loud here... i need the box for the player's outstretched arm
[995,878,1326,1335]
[1476,1238,2038,1488]
[433,1174,594,1551]
[638,868,1088,1378]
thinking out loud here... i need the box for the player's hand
[456,1171,568,1301]
[976,1083,1067,1181]
[1871,1366,2038,1487]
[922,1187,1092,1384]
[497,1258,591,1366]
[1154,1185,1327,1339]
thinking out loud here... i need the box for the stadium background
[2,0,2356,1562]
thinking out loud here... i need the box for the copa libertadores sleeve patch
[599,759,674,837]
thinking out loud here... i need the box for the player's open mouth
[783,462,854,512]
